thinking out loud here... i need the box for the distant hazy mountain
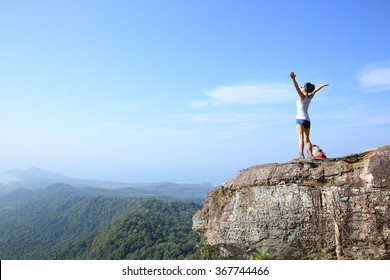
[0,167,213,201]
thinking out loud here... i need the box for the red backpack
[309,144,327,159]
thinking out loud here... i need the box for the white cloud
[166,108,293,134]
[358,61,390,92]
[203,83,294,106]
[182,82,296,131]
[189,111,287,124]
[188,99,209,109]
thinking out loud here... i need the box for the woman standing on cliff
[290,72,329,160]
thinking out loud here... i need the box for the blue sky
[0,0,389,184]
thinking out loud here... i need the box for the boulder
[193,145,390,259]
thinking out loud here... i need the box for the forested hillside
[0,184,202,259]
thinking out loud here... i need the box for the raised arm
[311,83,329,98]
[290,72,305,101]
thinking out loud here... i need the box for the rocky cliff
[193,145,390,260]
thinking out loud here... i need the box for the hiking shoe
[293,153,305,160]
[307,154,314,159]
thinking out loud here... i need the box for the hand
[290,72,296,79]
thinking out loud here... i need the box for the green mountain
[0,185,202,259]
[0,167,213,202]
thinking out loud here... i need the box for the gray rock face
[193,146,390,259]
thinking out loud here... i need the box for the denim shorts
[296,119,311,128]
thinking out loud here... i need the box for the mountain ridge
[0,167,213,202]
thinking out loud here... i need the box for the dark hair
[304,82,315,93]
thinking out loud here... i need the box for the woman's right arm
[290,72,305,101]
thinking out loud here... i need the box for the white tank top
[296,95,312,121]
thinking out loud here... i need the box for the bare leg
[296,125,304,154]
[304,127,312,155]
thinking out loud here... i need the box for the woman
[290,72,329,160]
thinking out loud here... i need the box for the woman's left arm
[311,84,329,97]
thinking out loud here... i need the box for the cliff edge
[193,145,390,259]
